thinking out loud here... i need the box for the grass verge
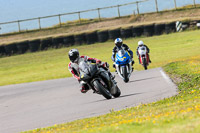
[1,30,200,86]
[23,55,200,133]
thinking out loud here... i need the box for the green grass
[1,30,200,86]
[23,55,200,133]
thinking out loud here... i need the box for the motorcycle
[138,46,149,70]
[115,49,133,83]
[79,61,121,99]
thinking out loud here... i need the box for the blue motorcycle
[115,49,133,83]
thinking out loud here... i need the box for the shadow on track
[128,76,161,83]
[89,92,143,103]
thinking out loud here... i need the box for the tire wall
[108,28,121,40]
[132,25,144,37]
[52,36,64,48]
[4,43,18,55]
[120,27,133,39]
[85,31,98,44]
[29,39,41,52]
[143,24,154,37]
[40,37,52,50]
[1,20,198,57]
[63,35,75,47]
[154,23,165,35]
[74,33,86,45]
[0,45,6,56]
[97,30,109,42]
[165,22,176,34]
[16,41,29,54]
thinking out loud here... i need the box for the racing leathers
[136,44,151,63]
[111,44,134,67]
[68,56,112,93]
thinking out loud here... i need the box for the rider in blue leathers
[111,38,134,70]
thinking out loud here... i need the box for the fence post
[58,14,62,27]
[97,8,101,21]
[117,5,121,17]
[38,17,41,29]
[78,12,81,24]
[155,0,159,12]
[193,0,196,8]
[18,21,21,32]
[174,0,177,10]
[136,1,140,14]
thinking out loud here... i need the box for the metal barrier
[0,0,199,34]
[0,0,148,34]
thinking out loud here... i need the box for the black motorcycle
[79,61,121,99]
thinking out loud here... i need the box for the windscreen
[79,61,90,74]
[117,49,126,57]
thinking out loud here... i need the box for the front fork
[115,62,132,79]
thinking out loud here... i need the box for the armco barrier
[16,41,29,54]
[40,37,52,50]
[132,25,144,37]
[143,24,154,36]
[4,43,18,55]
[63,35,75,46]
[85,31,98,44]
[154,23,165,35]
[165,22,176,34]
[52,36,64,48]
[120,27,133,39]
[0,45,6,55]
[29,39,41,52]
[97,30,109,42]
[74,33,86,45]
[108,28,121,40]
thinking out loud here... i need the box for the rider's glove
[96,60,101,65]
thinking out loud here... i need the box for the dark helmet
[115,38,123,47]
[68,49,79,63]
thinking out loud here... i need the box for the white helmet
[114,38,123,47]
[138,40,144,46]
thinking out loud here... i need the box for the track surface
[0,68,177,133]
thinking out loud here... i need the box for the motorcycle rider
[111,38,134,70]
[68,49,115,93]
[136,40,151,63]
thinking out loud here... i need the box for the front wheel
[122,66,129,83]
[93,80,112,99]
[142,58,148,70]
[112,85,121,98]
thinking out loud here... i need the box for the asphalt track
[0,68,177,133]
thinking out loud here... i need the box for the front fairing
[79,61,98,81]
[115,49,131,65]
[138,46,147,56]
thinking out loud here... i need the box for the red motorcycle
[138,46,149,70]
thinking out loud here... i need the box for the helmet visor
[69,54,78,63]
[116,42,122,47]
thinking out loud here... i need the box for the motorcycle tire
[142,58,148,70]
[122,66,129,83]
[112,85,121,98]
[93,80,112,99]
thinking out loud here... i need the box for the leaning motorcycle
[115,49,133,83]
[79,61,121,99]
[138,46,149,70]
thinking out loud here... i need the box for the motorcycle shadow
[90,92,143,103]
[128,76,160,83]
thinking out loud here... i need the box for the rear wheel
[93,80,112,99]
[122,66,129,83]
[112,85,121,98]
